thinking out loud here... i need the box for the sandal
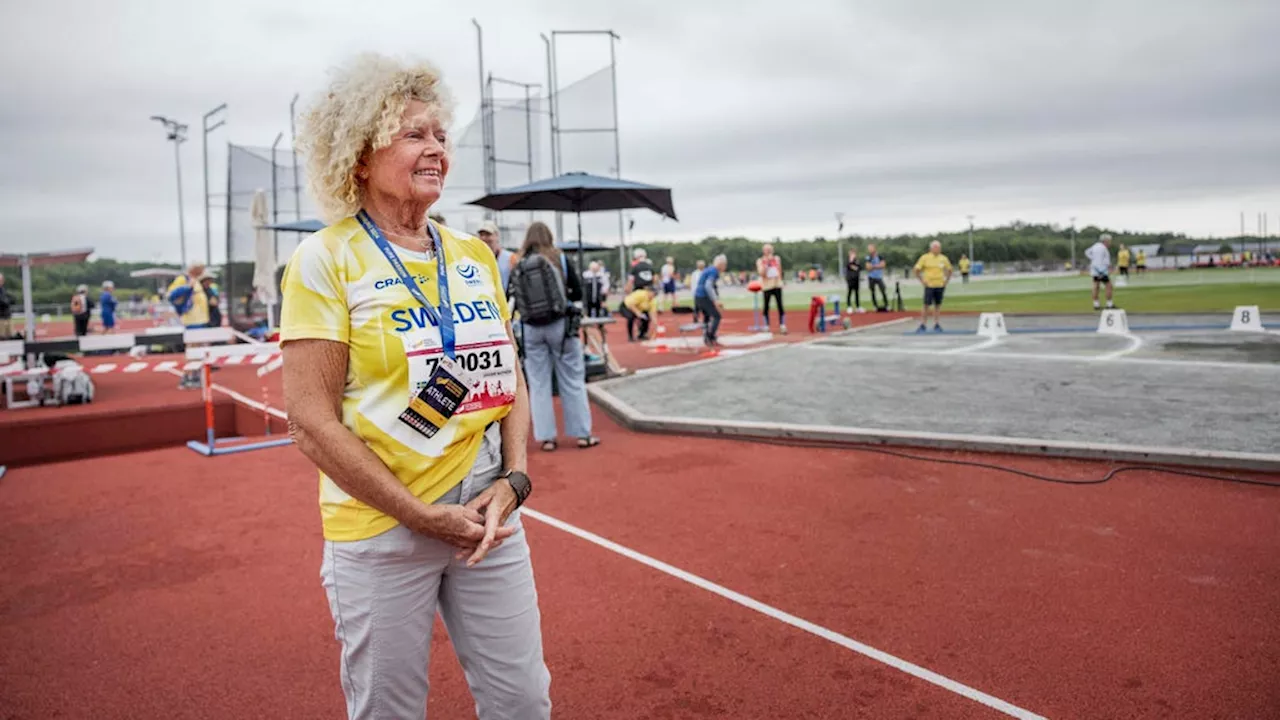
[577,436,601,449]
[541,440,557,452]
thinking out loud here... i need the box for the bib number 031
[420,348,504,376]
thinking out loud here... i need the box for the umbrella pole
[576,211,584,283]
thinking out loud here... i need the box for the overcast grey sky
[2,0,1277,263]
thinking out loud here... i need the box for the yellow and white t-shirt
[279,216,516,541]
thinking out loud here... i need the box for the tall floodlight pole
[201,104,227,267]
[1069,216,1077,270]
[546,32,564,243]
[151,115,190,267]
[290,93,302,220]
[473,19,495,214]
[541,33,557,180]
[608,31,624,270]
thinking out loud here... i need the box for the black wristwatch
[500,469,532,507]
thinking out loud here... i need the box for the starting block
[976,312,1008,337]
[1097,308,1129,335]
[1229,305,1264,332]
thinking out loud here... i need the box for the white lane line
[807,343,1280,371]
[1095,333,1144,361]
[942,336,1003,355]
[151,360,178,372]
[521,508,1047,720]
[90,363,117,374]
[123,362,148,373]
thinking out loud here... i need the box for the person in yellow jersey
[166,264,211,389]
[1135,248,1147,275]
[958,253,971,283]
[1116,244,1131,281]
[913,240,953,333]
[618,285,656,341]
[280,54,549,720]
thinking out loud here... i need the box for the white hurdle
[183,334,291,457]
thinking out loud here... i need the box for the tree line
[3,222,1249,305]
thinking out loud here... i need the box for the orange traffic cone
[652,323,670,353]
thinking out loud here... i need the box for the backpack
[510,252,568,326]
[70,294,86,315]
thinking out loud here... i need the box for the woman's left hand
[460,479,520,567]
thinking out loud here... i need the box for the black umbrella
[467,171,677,272]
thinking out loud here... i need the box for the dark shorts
[662,279,676,294]
[1119,266,1129,276]
[1092,272,1111,284]
[923,286,945,307]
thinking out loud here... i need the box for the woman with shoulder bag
[511,222,600,452]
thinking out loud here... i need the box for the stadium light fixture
[151,115,190,267]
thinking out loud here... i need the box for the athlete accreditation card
[399,356,473,438]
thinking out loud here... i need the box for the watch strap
[501,470,532,506]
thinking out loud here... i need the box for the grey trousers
[320,426,552,719]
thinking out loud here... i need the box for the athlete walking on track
[280,53,551,720]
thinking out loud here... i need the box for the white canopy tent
[0,247,95,342]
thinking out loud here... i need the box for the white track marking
[90,363,117,374]
[151,361,177,372]
[123,362,148,373]
[807,343,1280,371]
[1095,333,1144,361]
[521,509,1047,720]
[942,336,1003,354]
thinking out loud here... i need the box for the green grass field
[717,267,1280,315]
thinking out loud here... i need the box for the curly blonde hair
[296,53,455,224]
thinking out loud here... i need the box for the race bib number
[402,331,517,416]
[766,266,780,279]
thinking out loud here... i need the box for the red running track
[2,398,1278,718]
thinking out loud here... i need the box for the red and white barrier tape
[85,353,282,375]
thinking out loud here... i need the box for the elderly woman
[280,53,551,719]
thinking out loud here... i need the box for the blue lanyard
[356,209,457,360]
